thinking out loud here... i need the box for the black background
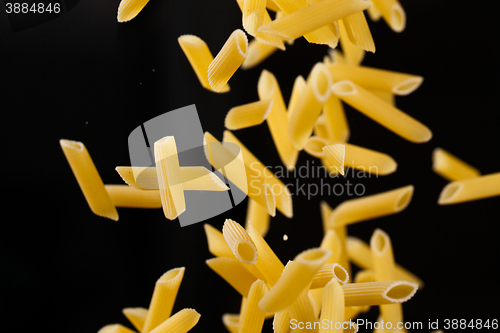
[1,1,499,332]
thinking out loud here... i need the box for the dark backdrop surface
[1,1,499,332]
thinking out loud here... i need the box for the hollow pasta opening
[394,186,414,211]
[331,80,357,95]
[390,4,406,33]
[238,242,257,263]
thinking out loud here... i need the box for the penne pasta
[273,310,292,333]
[258,248,331,312]
[97,324,136,333]
[438,172,500,205]
[257,70,299,170]
[60,139,118,221]
[310,263,349,289]
[154,137,186,220]
[242,0,267,36]
[432,148,480,181]
[206,257,258,297]
[367,2,382,21]
[122,307,148,332]
[287,287,318,333]
[323,144,346,176]
[369,88,395,106]
[223,219,258,265]
[258,0,370,43]
[148,308,200,333]
[289,63,333,149]
[370,0,406,32]
[178,35,230,93]
[327,63,423,96]
[142,268,185,333]
[266,0,281,12]
[105,185,161,209]
[328,185,414,228]
[338,19,365,66]
[342,280,418,307]
[245,198,271,237]
[208,29,248,92]
[241,39,279,69]
[288,75,307,118]
[204,223,235,258]
[222,314,240,333]
[225,99,273,130]
[239,279,269,333]
[331,80,432,143]
[320,200,333,235]
[341,10,375,52]
[319,279,344,333]
[323,94,350,142]
[117,0,149,22]
[320,229,342,264]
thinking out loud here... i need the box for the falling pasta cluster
[61,0,500,332]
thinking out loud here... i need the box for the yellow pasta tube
[241,39,278,69]
[117,0,149,23]
[98,324,136,333]
[273,310,291,333]
[225,99,273,130]
[222,314,240,333]
[257,70,299,170]
[327,63,423,96]
[341,10,375,52]
[245,198,271,237]
[288,75,307,118]
[287,287,318,333]
[432,148,480,181]
[148,308,200,333]
[122,307,148,332]
[320,229,342,264]
[369,88,395,106]
[346,237,424,288]
[239,280,269,333]
[105,185,161,208]
[438,172,500,205]
[247,222,284,286]
[154,137,185,220]
[338,19,365,66]
[223,130,292,218]
[223,219,258,265]
[323,94,350,142]
[319,279,344,333]
[342,281,417,307]
[370,0,406,32]
[259,248,331,312]
[320,201,333,234]
[60,139,118,221]
[208,29,248,92]
[331,80,432,143]
[323,144,346,176]
[328,185,414,227]
[289,63,333,149]
[178,35,230,93]
[142,268,185,333]
[243,0,267,36]
[206,257,258,297]
[266,0,280,11]
[310,263,349,289]
[367,2,382,21]
[259,0,370,42]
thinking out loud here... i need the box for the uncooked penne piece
[438,172,500,205]
[208,29,248,92]
[328,185,414,228]
[331,80,432,143]
[154,137,185,220]
[327,63,423,96]
[323,94,350,142]
[243,0,267,36]
[310,263,349,289]
[142,268,185,333]
[259,248,331,313]
[288,75,307,118]
[319,279,344,333]
[223,219,258,265]
[432,148,480,181]
[287,286,318,333]
[241,39,279,69]
[342,281,418,307]
[204,223,234,258]
[122,307,148,332]
[320,229,342,264]
[341,11,375,52]
[367,2,382,21]
[206,257,258,297]
[98,324,136,333]
[60,139,118,221]
[273,310,291,333]
[222,314,240,333]
[105,185,161,208]
[370,0,406,32]
[148,308,200,333]
[257,70,299,170]
[338,19,365,66]
[117,0,149,22]
[247,222,284,286]
[116,166,228,191]
[266,0,281,11]
[368,88,395,106]
[178,35,230,93]
[346,236,424,288]
[289,63,333,149]
[239,280,269,333]
[323,144,345,176]
[223,130,292,218]
[245,198,271,237]
[320,201,333,235]
[225,99,273,130]
[259,0,369,43]
[329,49,347,65]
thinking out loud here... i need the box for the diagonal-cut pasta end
[222,313,240,332]
[122,307,148,332]
[390,3,406,33]
[382,281,418,303]
[438,182,463,205]
[394,185,414,212]
[332,263,349,284]
[370,228,390,256]
[323,144,345,175]
[393,76,424,96]
[223,219,258,265]
[117,0,150,23]
[331,80,357,96]
[244,12,262,36]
